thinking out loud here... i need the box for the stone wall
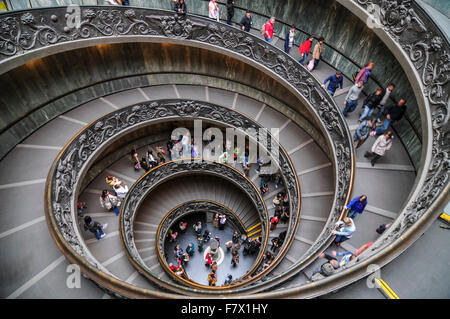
[0,42,330,159]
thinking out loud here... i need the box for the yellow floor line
[376,278,399,299]
[246,222,262,232]
[439,213,450,223]
[247,228,262,237]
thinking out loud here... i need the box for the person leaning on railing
[331,217,356,246]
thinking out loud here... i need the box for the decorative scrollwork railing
[45,98,305,296]
[156,200,248,264]
[25,6,355,297]
[244,0,449,298]
[122,168,266,290]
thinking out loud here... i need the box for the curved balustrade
[44,98,310,297]
[0,0,423,169]
[121,161,268,291]
[2,1,446,298]
[156,200,248,267]
[244,0,449,298]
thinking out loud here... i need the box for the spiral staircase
[0,1,448,299]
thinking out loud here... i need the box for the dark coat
[239,15,252,32]
[385,103,407,121]
[363,92,383,109]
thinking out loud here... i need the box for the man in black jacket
[226,0,234,25]
[374,98,407,136]
[359,87,383,121]
[240,11,252,32]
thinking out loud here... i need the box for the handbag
[108,196,120,216]
[134,161,141,170]
[307,59,315,71]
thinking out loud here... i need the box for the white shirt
[209,1,218,19]
[115,184,129,199]
[380,88,392,106]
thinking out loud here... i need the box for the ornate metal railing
[19,6,354,297]
[121,165,267,291]
[156,200,248,265]
[243,0,449,298]
[44,97,307,296]
[10,2,447,298]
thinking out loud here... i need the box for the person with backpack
[284,25,296,54]
[353,119,374,149]
[331,217,356,246]
[355,62,374,84]
[364,131,393,166]
[342,81,364,117]
[239,11,252,32]
[359,87,383,121]
[345,195,368,219]
[298,36,314,65]
[322,71,343,96]
[83,216,107,240]
[262,17,275,42]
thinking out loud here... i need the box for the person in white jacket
[364,131,393,166]
[113,181,129,200]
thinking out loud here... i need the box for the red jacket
[299,39,312,55]
[264,21,274,38]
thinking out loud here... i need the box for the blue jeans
[265,37,272,42]
[348,209,361,219]
[359,105,374,121]
[312,59,320,70]
[375,105,385,120]
[257,163,262,172]
[343,99,358,116]
[94,227,104,240]
[299,52,308,65]
[375,119,391,135]
[334,234,350,244]
[327,87,336,96]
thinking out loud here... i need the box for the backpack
[260,22,267,35]
[352,70,358,82]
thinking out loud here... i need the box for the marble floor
[163,213,258,286]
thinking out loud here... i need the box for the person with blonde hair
[331,217,356,246]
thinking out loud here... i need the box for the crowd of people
[165,211,264,286]
[89,1,408,284]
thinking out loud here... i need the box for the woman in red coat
[298,36,314,65]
